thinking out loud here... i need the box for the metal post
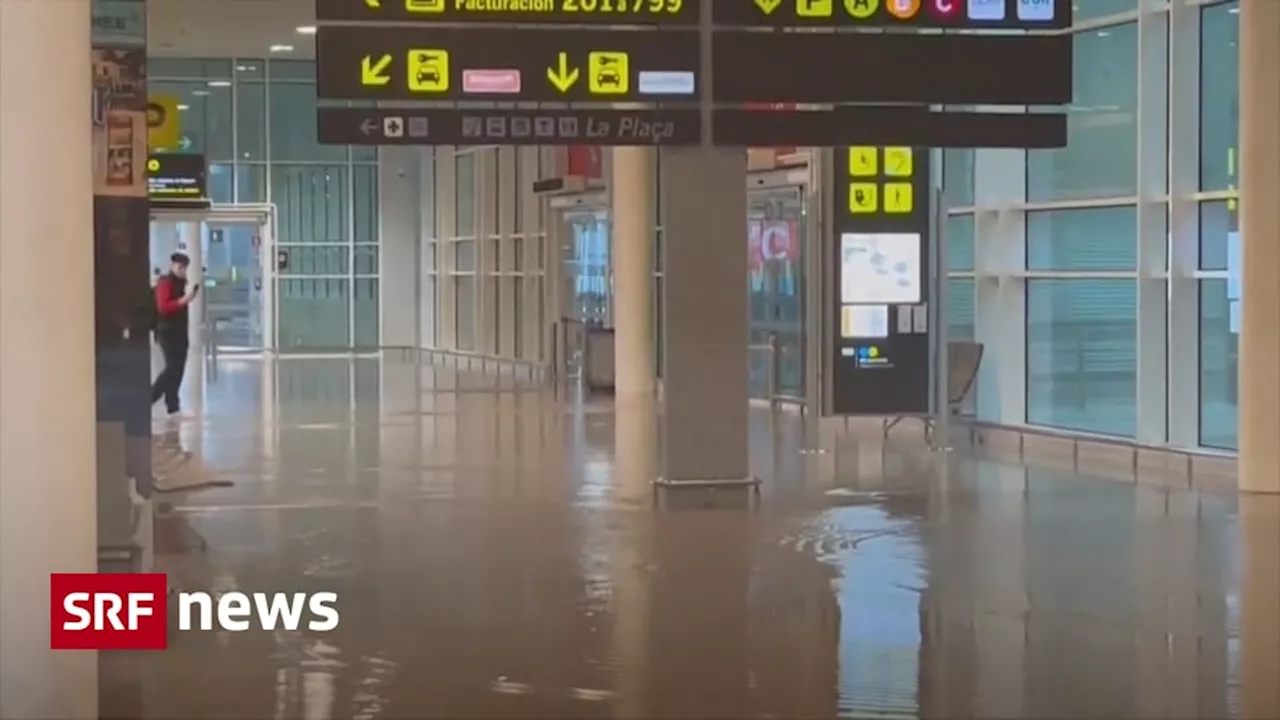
[932,188,951,451]
[799,150,829,455]
[767,332,780,409]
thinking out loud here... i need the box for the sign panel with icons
[316,27,697,102]
[711,0,1068,28]
[315,0,700,25]
[147,153,208,208]
[826,146,932,416]
[316,107,703,146]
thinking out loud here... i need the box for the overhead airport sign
[713,107,1068,149]
[148,153,209,209]
[315,27,698,102]
[315,0,700,25]
[712,32,1072,106]
[714,0,1069,29]
[317,107,702,145]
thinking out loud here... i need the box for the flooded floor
[104,356,1280,719]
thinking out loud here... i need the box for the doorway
[149,204,276,354]
[748,182,807,401]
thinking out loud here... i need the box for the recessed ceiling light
[296,25,317,34]
[270,44,294,53]
[207,80,231,87]
[192,90,210,96]
[177,104,190,110]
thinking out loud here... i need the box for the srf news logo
[50,573,339,650]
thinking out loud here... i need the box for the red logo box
[50,573,168,650]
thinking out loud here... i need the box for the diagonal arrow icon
[364,0,381,7]
[361,54,392,86]
[754,0,783,14]
[546,52,579,93]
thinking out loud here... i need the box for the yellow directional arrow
[754,0,783,14]
[546,52,579,94]
[364,0,381,7]
[361,54,392,86]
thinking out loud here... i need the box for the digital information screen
[148,153,208,208]
[828,146,932,416]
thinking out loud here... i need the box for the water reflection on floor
[104,356,1280,720]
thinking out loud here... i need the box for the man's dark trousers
[150,331,189,414]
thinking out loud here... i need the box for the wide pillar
[658,148,750,484]
[611,147,656,398]
[0,0,100,717]
[1237,0,1280,494]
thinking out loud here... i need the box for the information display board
[147,153,208,209]
[316,26,699,102]
[316,0,700,25]
[829,146,932,416]
[712,0,1070,29]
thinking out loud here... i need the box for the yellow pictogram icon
[407,49,449,93]
[147,158,161,172]
[797,0,833,16]
[884,182,913,213]
[588,51,629,95]
[547,52,580,93]
[884,146,913,176]
[365,0,381,7]
[885,0,920,19]
[844,0,879,18]
[361,54,392,86]
[404,0,444,12]
[849,183,878,213]
[848,146,878,176]
[754,0,783,14]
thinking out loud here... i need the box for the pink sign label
[462,69,522,94]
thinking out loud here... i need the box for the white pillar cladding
[1133,0,1170,444]
[1237,0,1280,493]
[610,147,657,398]
[379,146,421,349]
[0,0,99,717]
[181,221,204,416]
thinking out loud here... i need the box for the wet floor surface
[103,357,1280,719]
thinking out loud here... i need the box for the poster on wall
[92,47,148,198]
[748,218,798,296]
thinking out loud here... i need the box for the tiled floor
[104,356,1280,719]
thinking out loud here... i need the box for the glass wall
[150,58,379,350]
[944,0,1243,451]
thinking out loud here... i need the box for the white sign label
[1016,0,1055,21]
[967,0,1005,20]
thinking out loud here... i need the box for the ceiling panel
[149,0,315,59]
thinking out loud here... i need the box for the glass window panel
[423,149,437,240]
[353,164,378,244]
[947,278,975,342]
[455,275,475,351]
[513,276,524,359]
[1199,278,1238,449]
[149,58,233,79]
[235,81,266,160]
[354,245,378,275]
[354,278,379,348]
[1199,200,1236,271]
[149,80,233,159]
[236,164,266,203]
[1200,2,1239,191]
[1026,279,1137,437]
[234,59,265,80]
[268,83,346,162]
[453,239,476,272]
[942,148,975,207]
[513,149,524,234]
[268,60,316,81]
[278,277,350,350]
[1027,24,1138,201]
[1072,0,1137,22]
[271,165,348,243]
[277,245,349,275]
[208,163,233,203]
[456,152,477,237]
[1027,206,1137,271]
[947,215,975,271]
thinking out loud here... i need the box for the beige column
[0,0,99,717]
[1238,0,1280,494]
[610,147,656,398]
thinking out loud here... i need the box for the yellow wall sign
[407,49,449,92]
[588,51,628,94]
[849,183,878,213]
[884,182,913,213]
[848,146,878,176]
[798,0,833,16]
[147,94,181,151]
[884,146,913,177]
[405,0,444,11]
[844,0,878,18]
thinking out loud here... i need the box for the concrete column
[1238,0,1280,494]
[0,0,99,717]
[659,148,750,484]
[379,146,421,349]
[611,147,656,398]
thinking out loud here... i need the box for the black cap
[170,252,190,266]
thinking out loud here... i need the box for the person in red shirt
[150,252,199,416]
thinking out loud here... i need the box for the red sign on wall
[566,146,603,179]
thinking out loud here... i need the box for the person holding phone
[150,251,199,417]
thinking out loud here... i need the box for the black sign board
[316,27,699,102]
[148,153,208,208]
[318,107,703,146]
[712,32,1071,105]
[828,146,932,416]
[316,0,700,25]
[714,107,1067,149]
[713,0,1069,30]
